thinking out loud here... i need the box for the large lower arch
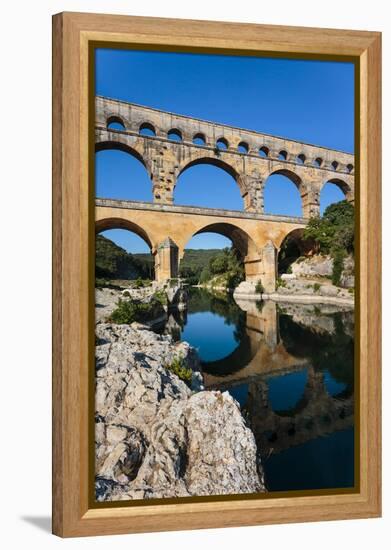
[95,218,155,281]
[193,222,259,260]
[180,221,265,287]
[95,217,153,252]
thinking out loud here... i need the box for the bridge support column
[151,154,177,205]
[346,189,355,205]
[302,190,320,218]
[241,176,264,213]
[243,241,277,293]
[261,241,277,293]
[259,301,278,348]
[155,237,179,282]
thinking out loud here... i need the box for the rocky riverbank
[95,280,188,325]
[95,320,264,501]
[234,279,354,307]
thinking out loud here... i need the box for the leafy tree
[96,235,152,280]
[199,266,211,283]
[303,201,354,255]
[210,253,228,274]
[303,200,354,286]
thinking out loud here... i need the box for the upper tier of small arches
[104,113,354,174]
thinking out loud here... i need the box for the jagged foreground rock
[95,323,264,501]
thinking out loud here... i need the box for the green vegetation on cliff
[304,201,354,255]
[303,200,354,285]
[96,235,153,280]
[109,295,165,324]
[164,356,193,386]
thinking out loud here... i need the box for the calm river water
[157,288,355,493]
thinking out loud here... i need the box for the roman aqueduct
[95,96,355,292]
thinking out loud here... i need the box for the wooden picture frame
[52,12,381,537]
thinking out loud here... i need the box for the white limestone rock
[95,323,264,501]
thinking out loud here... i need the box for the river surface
[157,288,355,493]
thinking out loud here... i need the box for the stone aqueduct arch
[95,96,355,291]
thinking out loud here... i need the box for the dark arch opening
[313,157,323,167]
[277,228,315,275]
[216,137,229,151]
[175,159,244,210]
[106,116,126,131]
[346,163,354,173]
[139,122,156,137]
[259,146,269,158]
[193,133,206,146]
[237,141,249,154]
[296,153,306,165]
[95,220,154,281]
[331,160,339,170]
[167,128,183,142]
[278,150,288,161]
[95,143,153,202]
[263,170,303,217]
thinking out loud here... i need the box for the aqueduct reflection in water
[158,289,355,491]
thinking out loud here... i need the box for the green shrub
[276,278,286,288]
[332,249,345,286]
[199,266,211,284]
[313,283,321,292]
[122,290,131,297]
[109,299,138,324]
[255,279,264,294]
[165,355,192,386]
[210,254,228,275]
[286,265,293,274]
[109,297,164,324]
[303,201,354,255]
[154,290,168,306]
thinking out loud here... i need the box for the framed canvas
[52,12,382,537]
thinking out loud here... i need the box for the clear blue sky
[95,49,354,253]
